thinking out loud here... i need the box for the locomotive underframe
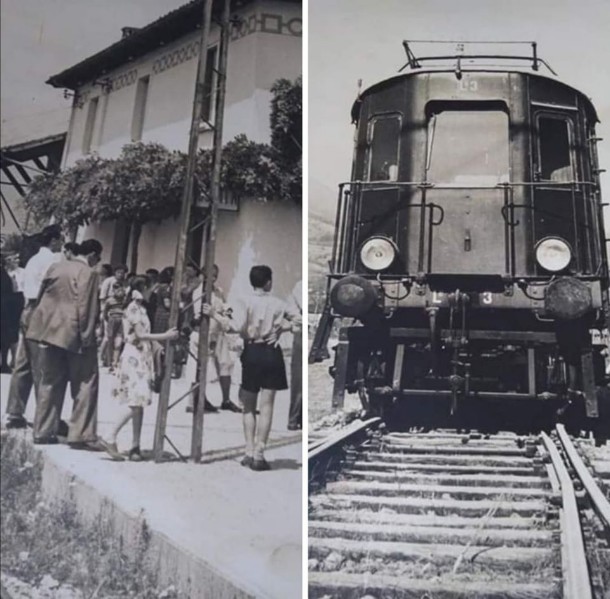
[330,298,609,437]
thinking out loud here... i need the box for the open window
[425,101,510,185]
[366,114,401,182]
[537,115,573,183]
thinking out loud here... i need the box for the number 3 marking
[482,292,493,304]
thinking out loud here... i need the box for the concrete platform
[0,370,303,599]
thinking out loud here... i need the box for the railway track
[308,421,610,599]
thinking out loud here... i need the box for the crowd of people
[1,224,302,470]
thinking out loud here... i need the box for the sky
[0,0,187,146]
[309,0,610,233]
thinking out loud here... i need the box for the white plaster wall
[216,199,302,303]
[133,199,301,303]
[131,216,184,272]
[63,0,301,167]
[79,220,116,261]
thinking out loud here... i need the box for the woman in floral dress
[100,277,178,461]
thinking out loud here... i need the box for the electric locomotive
[311,42,610,438]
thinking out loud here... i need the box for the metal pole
[153,0,214,462]
[191,0,231,462]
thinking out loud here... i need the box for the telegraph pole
[153,0,215,463]
[191,0,231,462]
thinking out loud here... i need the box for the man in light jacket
[26,239,103,448]
[5,224,63,429]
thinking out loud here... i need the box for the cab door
[424,103,510,275]
[531,111,584,274]
[354,113,403,267]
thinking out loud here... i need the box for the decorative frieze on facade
[231,12,302,40]
[73,11,302,94]
[152,40,201,75]
[107,69,138,92]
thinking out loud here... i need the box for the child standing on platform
[103,279,127,371]
[203,265,297,471]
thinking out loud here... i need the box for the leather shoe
[58,420,70,437]
[99,438,125,461]
[68,440,103,452]
[128,447,143,462]
[204,399,219,413]
[221,401,242,413]
[250,457,271,471]
[33,436,59,445]
[240,455,253,467]
[187,399,219,413]
[5,416,28,429]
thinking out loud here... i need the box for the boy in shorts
[204,265,298,471]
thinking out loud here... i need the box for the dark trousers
[104,315,123,367]
[288,331,302,428]
[34,344,98,442]
[6,304,39,418]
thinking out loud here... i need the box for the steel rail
[540,431,592,599]
[309,417,381,461]
[556,424,610,526]
[309,417,382,491]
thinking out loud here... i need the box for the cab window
[537,116,573,182]
[426,108,509,185]
[366,114,401,182]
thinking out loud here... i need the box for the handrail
[337,180,598,189]
[333,179,604,280]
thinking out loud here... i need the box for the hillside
[308,209,334,312]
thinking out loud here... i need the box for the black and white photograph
[1,1,302,598]
[308,1,610,597]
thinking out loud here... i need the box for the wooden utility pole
[153,0,214,463]
[191,0,231,462]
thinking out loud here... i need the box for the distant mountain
[309,177,338,222]
[308,207,334,311]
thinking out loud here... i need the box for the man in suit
[5,224,63,429]
[26,239,103,449]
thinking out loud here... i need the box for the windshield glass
[426,109,509,185]
[367,115,401,182]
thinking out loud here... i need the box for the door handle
[464,229,472,252]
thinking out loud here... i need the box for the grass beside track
[0,433,184,599]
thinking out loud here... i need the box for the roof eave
[46,0,301,90]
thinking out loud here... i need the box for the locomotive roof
[351,68,599,124]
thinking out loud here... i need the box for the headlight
[360,236,397,271]
[535,237,572,272]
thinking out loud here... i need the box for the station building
[46,0,302,300]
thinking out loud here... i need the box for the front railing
[331,180,604,281]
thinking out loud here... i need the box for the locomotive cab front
[312,44,610,438]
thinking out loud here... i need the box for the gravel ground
[308,359,361,430]
[1,572,84,599]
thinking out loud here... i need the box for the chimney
[121,27,140,39]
